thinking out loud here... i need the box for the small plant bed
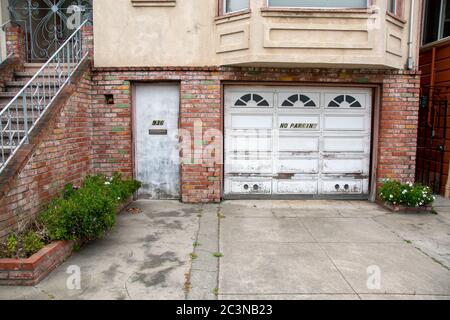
[0,173,141,286]
[379,179,435,213]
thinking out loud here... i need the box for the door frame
[131,81,182,200]
[221,81,380,201]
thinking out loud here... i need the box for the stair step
[14,71,68,79]
[5,80,61,88]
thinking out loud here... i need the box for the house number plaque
[149,120,168,135]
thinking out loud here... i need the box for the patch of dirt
[126,207,143,214]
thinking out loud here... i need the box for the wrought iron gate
[416,99,449,194]
[8,0,92,61]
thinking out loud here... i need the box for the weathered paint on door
[224,86,372,197]
[134,83,180,199]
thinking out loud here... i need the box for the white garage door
[224,86,372,197]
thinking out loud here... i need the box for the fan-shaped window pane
[346,95,356,104]
[351,101,362,108]
[282,101,294,107]
[241,94,252,103]
[288,95,299,103]
[335,95,345,103]
[328,101,340,107]
[299,95,310,103]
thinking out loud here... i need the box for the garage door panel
[278,115,320,131]
[231,114,273,129]
[279,135,320,152]
[325,93,368,109]
[322,158,367,174]
[226,91,274,108]
[278,158,320,173]
[324,114,367,131]
[323,136,368,153]
[321,179,364,194]
[277,92,321,108]
[229,135,272,152]
[274,180,318,194]
[228,156,272,174]
[228,179,272,194]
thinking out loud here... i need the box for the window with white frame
[267,0,367,8]
[423,0,450,45]
[224,0,249,14]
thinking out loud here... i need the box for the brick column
[81,24,93,59]
[180,77,222,203]
[377,72,421,190]
[0,24,25,91]
[6,24,26,62]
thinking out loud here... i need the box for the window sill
[215,9,251,23]
[260,7,376,15]
[131,0,176,7]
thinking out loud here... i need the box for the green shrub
[39,174,141,241]
[23,231,45,257]
[379,179,435,207]
[6,234,18,257]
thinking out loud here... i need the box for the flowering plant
[379,179,435,207]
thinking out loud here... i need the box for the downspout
[407,0,416,70]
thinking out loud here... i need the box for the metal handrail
[0,20,89,173]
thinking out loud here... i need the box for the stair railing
[0,20,89,174]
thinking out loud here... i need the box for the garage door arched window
[281,94,317,108]
[234,94,270,107]
[328,95,362,108]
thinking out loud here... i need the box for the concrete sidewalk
[1,200,450,300]
[212,200,450,300]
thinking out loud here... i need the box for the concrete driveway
[1,200,450,300]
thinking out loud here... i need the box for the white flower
[402,190,407,194]
[105,182,111,185]
[390,194,394,198]
[117,197,121,200]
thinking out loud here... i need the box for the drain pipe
[407,0,416,70]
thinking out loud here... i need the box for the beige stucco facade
[93,0,422,70]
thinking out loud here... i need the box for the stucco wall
[93,0,422,69]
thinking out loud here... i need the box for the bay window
[267,0,367,8]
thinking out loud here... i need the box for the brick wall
[0,63,421,239]
[0,66,93,239]
[91,67,420,203]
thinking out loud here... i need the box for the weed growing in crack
[190,253,198,260]
[213,252,223,258]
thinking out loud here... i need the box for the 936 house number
[152,120,165,126]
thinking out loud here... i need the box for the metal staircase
[0,21,88,174]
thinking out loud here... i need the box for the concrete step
[5,80,61,89]
[23,63,70,73]
[14,71,66,81]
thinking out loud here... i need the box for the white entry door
[224,86,372,197]
[134,83,180,199]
